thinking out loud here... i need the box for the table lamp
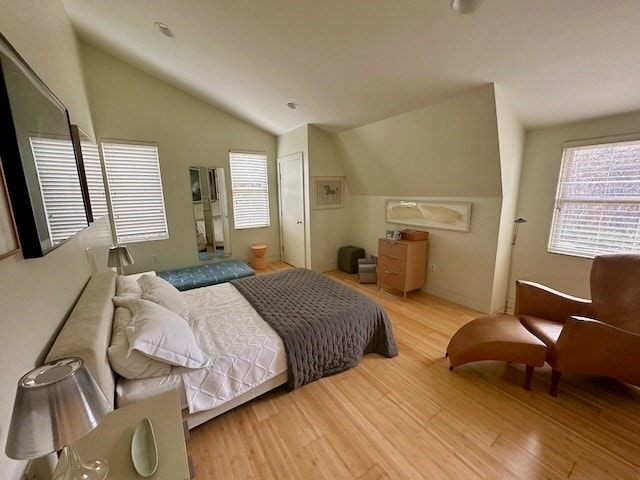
[107,244,134,275]
[5,357,110,480]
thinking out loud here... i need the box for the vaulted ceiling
[64,0,640,135]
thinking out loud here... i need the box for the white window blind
[229,151,270,229]
[29,137,87,245]
[102,142,169,243]
[80,141,109,219]
[548,139,640,258]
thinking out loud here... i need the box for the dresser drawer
[378,253,406,275]
[378,269,406,292]
[378,239,408,260]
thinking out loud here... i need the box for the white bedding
[116,282,287,414]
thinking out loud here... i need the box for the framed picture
[386,200,472,232]
[0,163,19,259]
[313,176,344,209]
[190,167,202,203]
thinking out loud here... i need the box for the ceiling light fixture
[450,0,483,14]
[286,101,299,110]
[154,22,175,38]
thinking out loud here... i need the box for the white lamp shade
[5,358,110,460]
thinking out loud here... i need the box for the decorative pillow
[138,274,189,320]
[113,275,144,308]
[126,299,211,369]
[107,306,172,379]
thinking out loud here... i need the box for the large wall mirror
[190,166,231,259]
[0,33,89,258]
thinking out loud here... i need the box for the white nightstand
[54,390,192,479]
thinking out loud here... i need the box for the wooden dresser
[378,238,428,299]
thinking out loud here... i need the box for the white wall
[0,3,113,478]
[334,85,503,312]
[79,43,280,273]
[513,110,640,298]
[491,86,525,313]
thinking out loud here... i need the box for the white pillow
[113,276,144,308]
[126,299,211,369]
[107,307,172,379]
[138,275,189,320]
[116,275,143,297]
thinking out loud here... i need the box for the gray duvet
[231,268,398,389]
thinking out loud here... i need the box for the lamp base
[54,445,108,480]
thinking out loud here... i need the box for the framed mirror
[0,33,89,257]
[190,166,231,260]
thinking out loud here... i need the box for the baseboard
[424,285,489,314]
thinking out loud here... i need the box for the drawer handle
[384,270,396,275]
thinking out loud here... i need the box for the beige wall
[308,126,350,271]
[276,125,351,272]
[334,84,502,198]
[349,195,501,312]
[0,3,112,478]
[513,110,640,298]
[335,85,503,312]
[0,0,94,139]
[80,43,280,272]
[491,86,525,313]
[277,125,310,267]
[0,215,113,477]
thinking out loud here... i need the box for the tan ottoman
[446,315,547,390]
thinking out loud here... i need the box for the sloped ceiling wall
[331,84,508,312]
[333,84,502,198]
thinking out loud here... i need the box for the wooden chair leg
[549,369,561,397]
[524,365,534,391]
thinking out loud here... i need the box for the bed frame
[45,271,286,429]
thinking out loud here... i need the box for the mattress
[116,282,287,414]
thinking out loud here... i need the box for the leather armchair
[514,254,640,396]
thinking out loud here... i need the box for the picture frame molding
[386,199,472,232]
[0,162,19,259]
[312,176,344,210]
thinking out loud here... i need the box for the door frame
[277,152,307,268]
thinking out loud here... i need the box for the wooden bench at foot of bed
[157,260,255,291]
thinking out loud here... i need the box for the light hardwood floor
[188,263,640,479]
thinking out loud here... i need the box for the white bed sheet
[116,282,287,414]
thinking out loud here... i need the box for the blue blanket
[157,260,255,291]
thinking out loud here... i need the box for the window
[80,140,109,219]
[29,137,87,245]
[102,141,169,243]
[548,137,640,258]
[229,151,270,229]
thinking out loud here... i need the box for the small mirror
[191,166,230,260]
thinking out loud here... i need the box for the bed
[44,268,397,429]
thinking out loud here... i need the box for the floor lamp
[504,218,527,314]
